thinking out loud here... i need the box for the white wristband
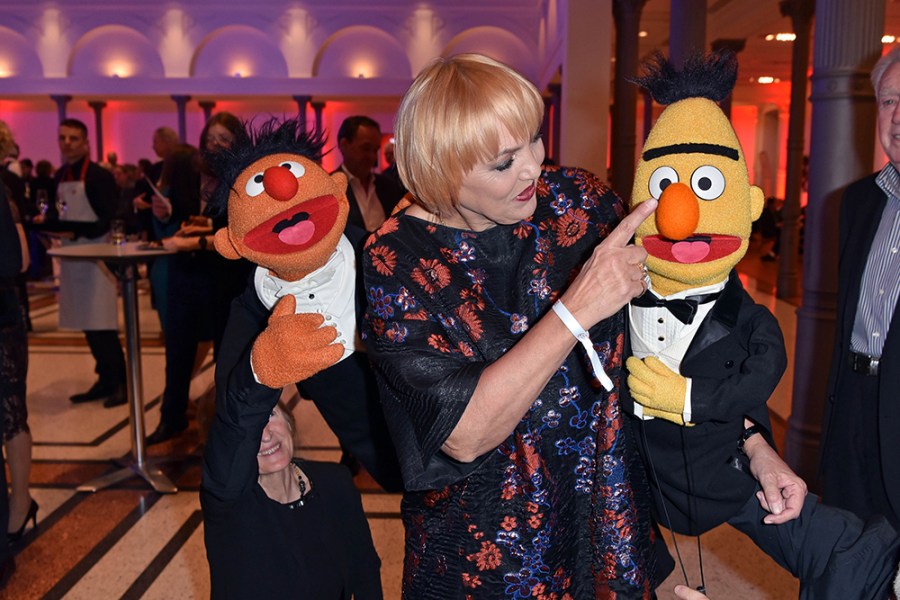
[552,300,614,391]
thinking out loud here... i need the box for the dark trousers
[728,490,900,599]
[0,389,8,564]
[160,253,214,430]
[84,329,125,386]
[297,353,403,493]
[822,371,898,529]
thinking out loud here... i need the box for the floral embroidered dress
[363,167,668,599]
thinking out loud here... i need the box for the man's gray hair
[872,45,900,91]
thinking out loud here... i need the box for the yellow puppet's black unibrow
[643,142,739,162]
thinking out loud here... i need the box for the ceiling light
[638,30,648,38]
[883,35,897,44]
[765,33,796,42]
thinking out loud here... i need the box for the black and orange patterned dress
[363,166,671,599]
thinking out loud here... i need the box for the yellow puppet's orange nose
[656,182,699,241]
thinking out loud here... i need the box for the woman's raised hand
[560,198,656,328]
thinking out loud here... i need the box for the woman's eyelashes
[494,132,542,172]
[495,157,514,172]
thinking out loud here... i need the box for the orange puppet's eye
[280,161,306,178]
[245,172,265,197]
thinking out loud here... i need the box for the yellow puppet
[620,55,900,600]
[626,52,767,427]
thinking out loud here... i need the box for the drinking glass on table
[109,219,126,245]
[36,190,48,217]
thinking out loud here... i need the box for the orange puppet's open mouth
[243,195,340,254]
[642,234,742,264]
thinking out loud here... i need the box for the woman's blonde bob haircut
[394,53,544,215]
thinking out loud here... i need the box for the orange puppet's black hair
[205,116,326,216]
[630,51,737,106]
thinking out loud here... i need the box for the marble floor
[6,243,801,600]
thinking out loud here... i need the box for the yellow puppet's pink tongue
[671,240,710,263]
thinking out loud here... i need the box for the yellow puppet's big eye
[245,172,265,197]
[691,165,725,201]
[648,166,679,200]
[280,161,306,179]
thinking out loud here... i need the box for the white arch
[314,25,411,79]
[68,25,164,78]
[444,26,536,81]
[0,25,43,77]
[192,25,288,78]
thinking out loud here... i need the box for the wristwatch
[737,424,763,455]
[198,236,207,251]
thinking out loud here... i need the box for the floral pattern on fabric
[364,167,662,599]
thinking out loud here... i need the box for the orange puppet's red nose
[656,182,699,241]
[263,166,299,201]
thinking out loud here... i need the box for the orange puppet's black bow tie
[630,291,721,325]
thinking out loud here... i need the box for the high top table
[49,241,178,494]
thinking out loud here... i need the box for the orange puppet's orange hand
[251,295,344,389]
[626,355,689,426]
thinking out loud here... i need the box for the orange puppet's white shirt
[254,234,361,363]
[628,279,726,422]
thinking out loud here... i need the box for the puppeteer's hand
[674,585,711,600]
[626,356,688,425]
[251,295,344,389]
[743,428,808,524]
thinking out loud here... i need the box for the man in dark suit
[820,45,900,530]
[334,116,405,232]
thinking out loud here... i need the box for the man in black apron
[44,119,126,407]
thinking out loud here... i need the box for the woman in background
[0,120,36,545]
[147,114,252,445]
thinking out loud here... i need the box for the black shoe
[0,556,14,589]
[70,380,117,404]
[146,422,188,446]
[7,499,38,544]
[102,385,127,408]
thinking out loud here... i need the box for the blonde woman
[0,120,32,584]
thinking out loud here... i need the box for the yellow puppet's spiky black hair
[631,50,737,106]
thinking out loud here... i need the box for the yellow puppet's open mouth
[642,234,741,264]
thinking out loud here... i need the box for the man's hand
[44,230,75,240]
[133,195,152,211]
[743,426,808,524]
[251,295,344,389]
[161,235,193,252]
[151,193,172,221]
[674,585,711,599]
[177,223,213,237]
[626,356,688,425]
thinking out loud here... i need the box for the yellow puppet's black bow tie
[630,291,721,325]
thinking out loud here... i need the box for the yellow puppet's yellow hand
[640,406,687,426]
[626,355,688,416]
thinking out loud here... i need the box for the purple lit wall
[0,1,546,169]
